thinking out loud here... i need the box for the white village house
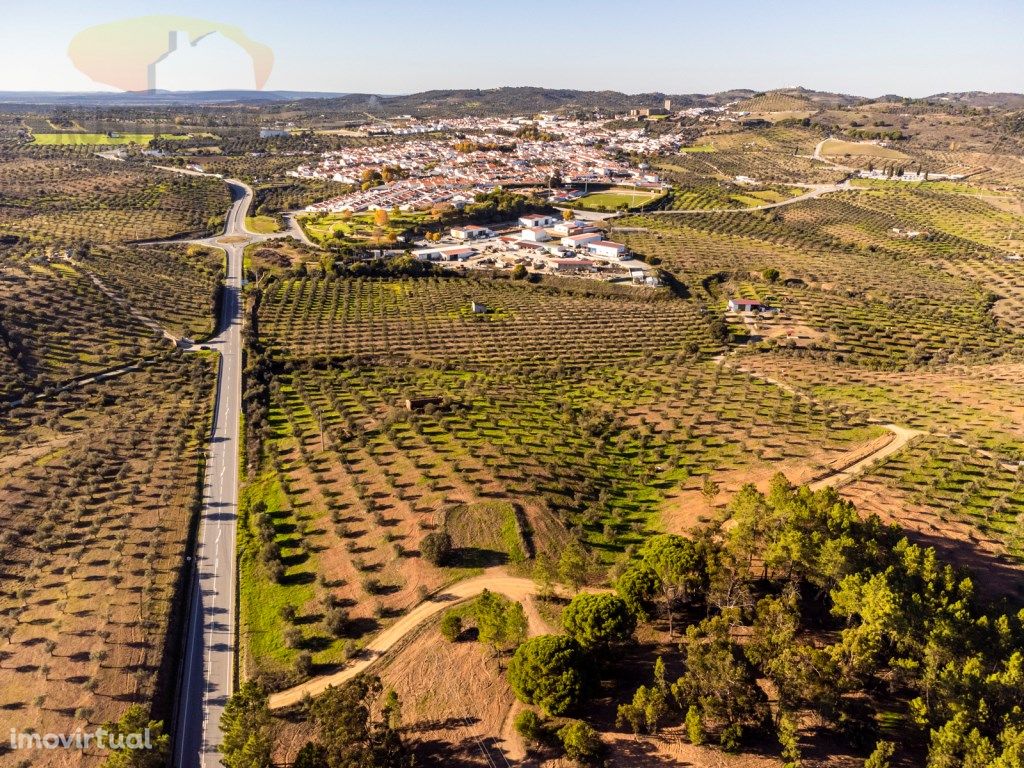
[727,298,763,313]
[451,225,493,240]
[552,220,593,236]
[519,214,557,228]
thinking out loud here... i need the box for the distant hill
[315,87,754,117]
[734,92,816,112]
[0,89,349,106]
[735,87,863,113]
[2,86,1022,114]
[924,91,1024,109]
[328,86,868,117]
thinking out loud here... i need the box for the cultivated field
[818,138,909,159]
[0,149,230,244]
[30,133,188,147]
[0,355,216,762]
[7,91,1024,768]
[239,270,895,689]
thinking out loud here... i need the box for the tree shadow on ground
[452,547,507,568]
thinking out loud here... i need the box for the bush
[685,704,705,745]
[323,607,348,638]
[421,531,453,566]
[294,651,313,678]
[507,635,585,716]
[720,721,743,752]
[864,740,895,768]
[513,709,543,745]
[558,720,602,764]
[440,612,463,642]
[284,627,303,649]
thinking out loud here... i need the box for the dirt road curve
[268,569,546,710]
[810,423,922,491]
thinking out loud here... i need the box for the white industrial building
[552,220,593,236]
[587,240,628,259]
[413,246,476,262]
[520,227,551,242]
[561,232,603,249]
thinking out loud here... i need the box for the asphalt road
[173,179,249,768]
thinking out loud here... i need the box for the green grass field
[30,132,191,146]
[300,210,431,244]
[246,215,282,234]
[572,188,665,211]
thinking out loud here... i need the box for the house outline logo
[68,15,274,92]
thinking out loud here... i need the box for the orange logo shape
[68,15,274,92]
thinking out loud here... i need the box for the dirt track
[810,423,922,491]
[268,568,546,709]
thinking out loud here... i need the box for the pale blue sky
[1,0,1022,96]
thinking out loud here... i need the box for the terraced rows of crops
[0,354,216,744]
[667,126,841,184]
[77,243,224,339]
[736,357,1024,455]
[616,185,1024,368]
[242,356,878,679]
[0,255,164,399]
[726,352,1024,580]
[258,276,723,367]
[847,435,1024,565]
[654,181,802,211]
[0,149,230,243]
[756,280,1019,367]
[840,186,1024,251]
[918,148,1024,188]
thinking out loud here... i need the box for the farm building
[515,241,548,253]
[587,240,627,259]
[561,232,603,249]
[413,246,476,262]
[553,258,599,273]
[519,214,556,228]
[728,298,764,312]
[451,224,493,240]
[520,227,551,242]
[552,220,592,236]
[470,301,487,314]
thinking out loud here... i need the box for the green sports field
[30,132,191,146]
[572,188,665,211]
